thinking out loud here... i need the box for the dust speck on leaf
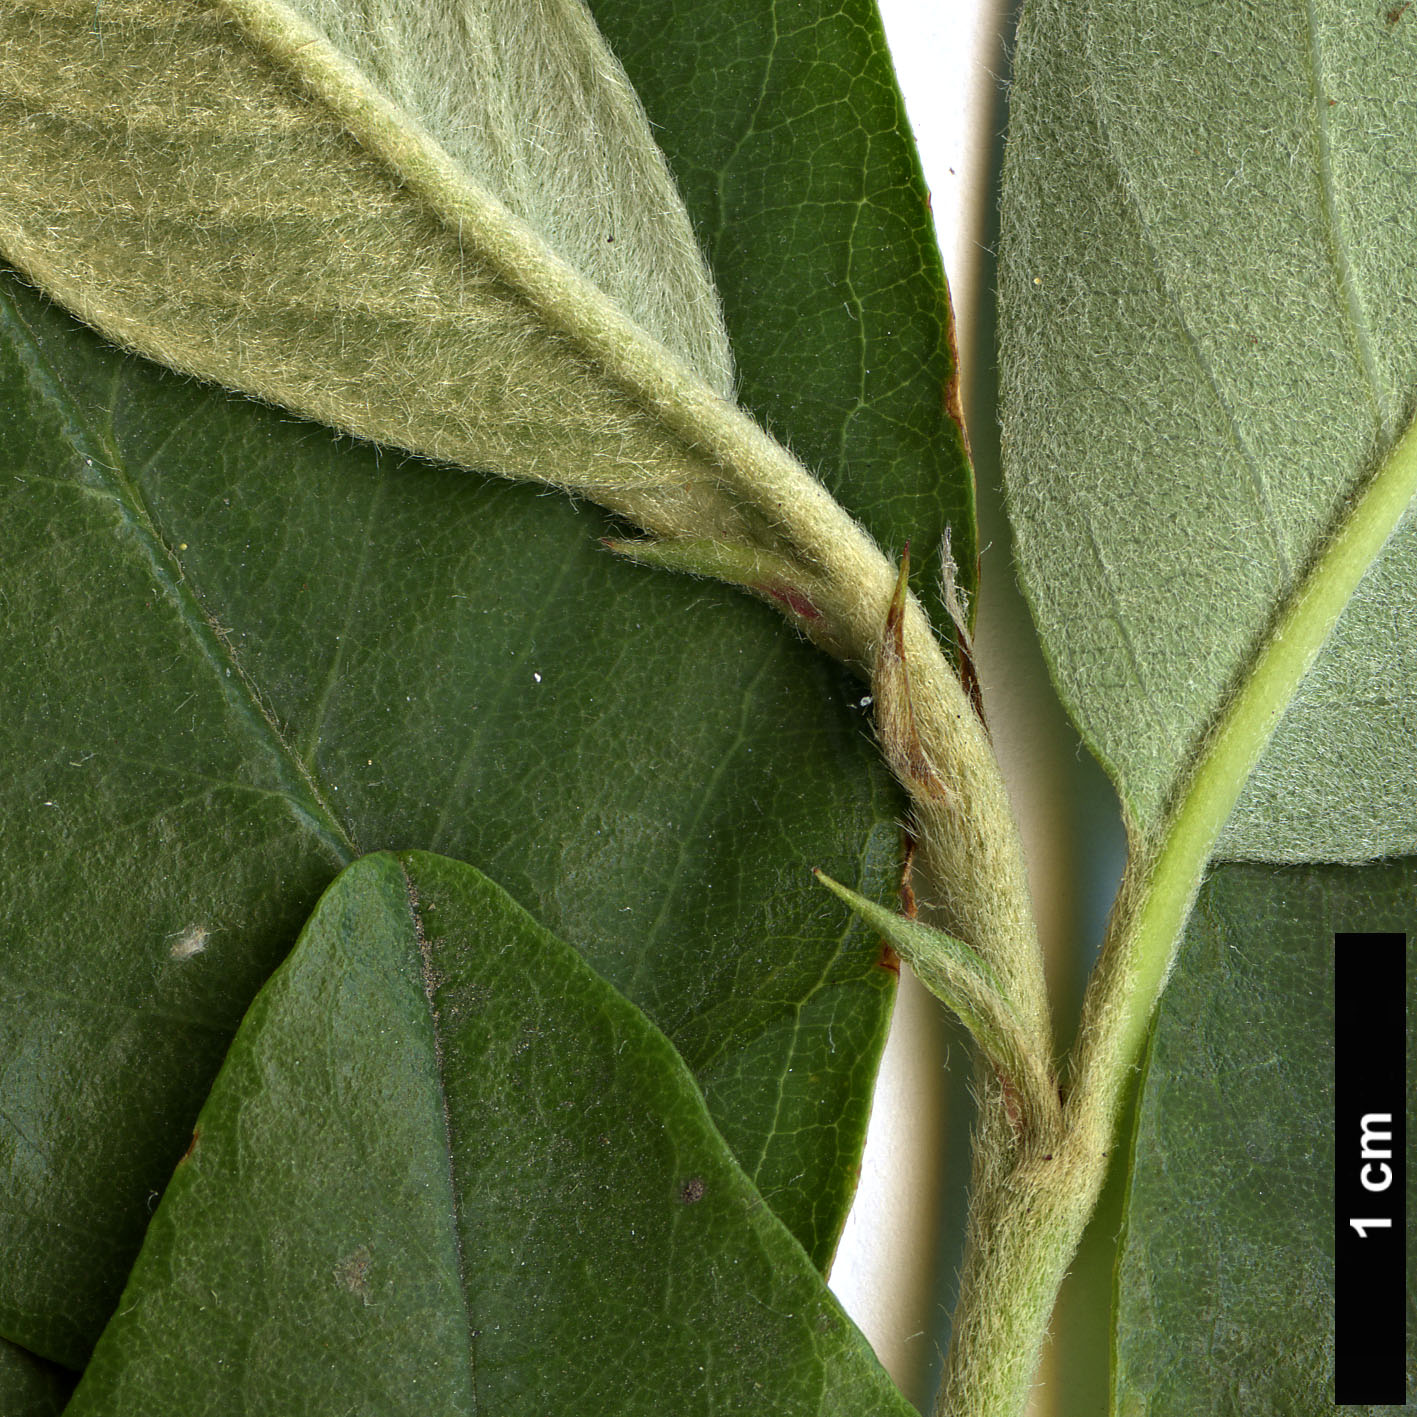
[334,1246,373,1304]
[169,924,208,960]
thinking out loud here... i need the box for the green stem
[933,415,1417,1417]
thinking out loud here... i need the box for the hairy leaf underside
[1004,5,1417,1408]
[1001,0,1417,862]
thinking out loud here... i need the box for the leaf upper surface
[1112,858,1416,1414]
[66,852,916,1417]
[999,0,1417,861]
[0,1339,73,1417]
[0,268,900,1366]
[0,0,974,1368]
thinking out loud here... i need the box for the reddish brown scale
[940,307,972,461]
[899,825,919,920]
[763,584,822,620]
[956,620,985,725]
[999,1077,1023,1132]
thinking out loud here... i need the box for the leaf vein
[1080,510,1171,740]
[1302,0,1392,431]
[1081,42,1293,579]
[399,861,479,1411]
[628,644,781,998]
[299,469,390,766]
[0,285,357,868]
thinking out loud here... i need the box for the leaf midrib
[222,0,877,598]
[1072,0,1413,874]
[224,0,697,421]
[399,858,479,1411]
[1,284,357,868]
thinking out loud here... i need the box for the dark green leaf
[0,1338,74,1417]
[66,852,914,1417]
[0,265,904,1367]
[1113,858,1416,1414]
[999,0,1417,861]
[1,0,974,1367]
[589,0,976,624]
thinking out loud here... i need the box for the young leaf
[998,0,1417,860]
[812,870,1059,1142]
[1113,859,1415,1412]
[65,852,916,1417]
[0,267,902,1366]
[0,0,748,539]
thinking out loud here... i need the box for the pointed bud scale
[872,547,950,803]
[812,869,1060,1140]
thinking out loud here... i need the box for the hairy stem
[934,415,1417,1417]
[936,1083,1095,1417]
[865,554,1054,1062]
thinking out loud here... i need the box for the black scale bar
[1334,931,1408,1405]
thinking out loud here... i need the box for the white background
[826,5,1127,1411]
